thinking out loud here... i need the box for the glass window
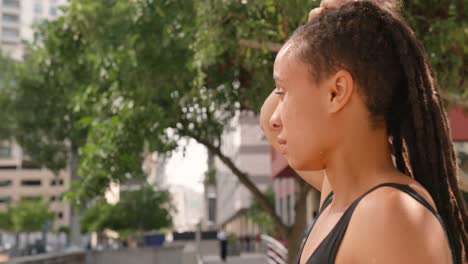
[21,196,41,201]
[2,27,19,38]
[2,13,19,23]
[33,2,42,14]
[0,197,11,203]
[2,0,19,8]
[0,143,11,158]
[21,179,41,186]
[0,180,12,187]
[49,6,57,16]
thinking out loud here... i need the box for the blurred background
[0,0,465,263]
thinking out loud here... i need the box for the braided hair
[289,2,467,263]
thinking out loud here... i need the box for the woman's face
[271,44,336,171]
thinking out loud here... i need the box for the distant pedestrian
[217,227,228,262]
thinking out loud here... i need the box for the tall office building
[1,0,66,59]
[0,0,68,230]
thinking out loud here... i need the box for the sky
[164,139,207,193]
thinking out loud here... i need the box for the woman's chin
[288,157,324,172]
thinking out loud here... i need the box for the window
[21,179,41,186]
[50,196,56,202]
[2,0,19,8]
[21,196,41,201]
[33,2,42,14]
[2,27,19,38]
[49,6,57,16]
[0,143,11,158]
[0,197,11,203]
[57,212,63,219]
[51,179,64,186]
[2,13,19,23]
[208,197,216,222]
[0,180,12,187]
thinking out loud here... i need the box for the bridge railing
[260,235,287,264]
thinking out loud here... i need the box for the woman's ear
[327,70,354,113]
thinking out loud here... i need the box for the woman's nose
[269,105,282,130]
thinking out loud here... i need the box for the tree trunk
[69,144,81,248]
[191,134,288,235]
[14,232,19,255]
[286,178,309,264]
[190,132,314,264]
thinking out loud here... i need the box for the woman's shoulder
[338,182,452,263]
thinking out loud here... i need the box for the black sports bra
[296,182,457,264]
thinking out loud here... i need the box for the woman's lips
[280,143,287,155]
[277,137,287,154]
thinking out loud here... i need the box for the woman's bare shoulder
[338,185,452,264]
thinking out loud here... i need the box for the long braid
[290,2,468,262]
[383,8,467,263]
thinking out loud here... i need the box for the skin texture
[260,2,453,263]
[260,0,354,206]
[271,39,451,264]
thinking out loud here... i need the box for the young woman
[261,1,467,263]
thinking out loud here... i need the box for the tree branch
[188,132,289,235]
[294,177,311,213]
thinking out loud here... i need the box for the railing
[260,235,287,264]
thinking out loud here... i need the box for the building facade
[0,141,70,229]
[450,107,468,194]
[215,111,272,236]
[0,0,69,230]
[1,0,66,60]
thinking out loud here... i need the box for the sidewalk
[203,253,264,264]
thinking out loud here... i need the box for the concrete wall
[7,244,194,264]
[88,245,184,264]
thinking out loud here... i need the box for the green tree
[81,185,172,236]
[7,200,55,251]
[247,189,276,235]
[80,200,113,234]
[10,200,55,234]
[1,0,465,262]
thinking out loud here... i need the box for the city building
[169,185,204,232]
[449,107,468,194]
[270,148,320,228]
[215,111,272,236]
[1,0,66,60]
[0,0,69,230]
[0,141,70,229]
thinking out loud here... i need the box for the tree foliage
[81,185,172,235]
[247,189,275,234]
[0,200,55,233]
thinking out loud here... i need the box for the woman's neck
[324,126,399,212]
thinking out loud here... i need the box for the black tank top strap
[298,182,457,264]
[319,191,334,214]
